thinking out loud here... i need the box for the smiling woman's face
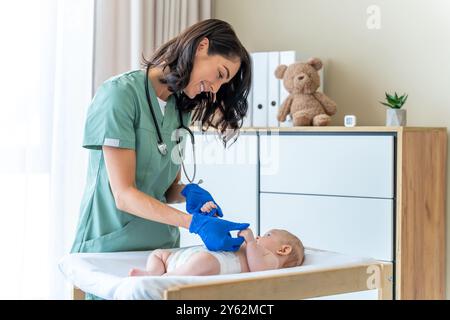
[183,38,241,99]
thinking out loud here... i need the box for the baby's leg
[129,249,170,277]
[163,252,220,276]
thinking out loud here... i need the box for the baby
[129,203,305,277]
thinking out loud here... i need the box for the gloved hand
[181,183,223,217]
[189,213,249,251]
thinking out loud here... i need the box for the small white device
[344,115,357,127]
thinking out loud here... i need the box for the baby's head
[256,229,305,268]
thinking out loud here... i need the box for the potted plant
[380,92,408,126]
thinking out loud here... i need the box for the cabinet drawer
[260,193,393,261]
[260,135,394,198]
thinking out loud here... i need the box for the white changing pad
[58,248,376,300]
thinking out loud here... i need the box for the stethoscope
[144,65,200,184]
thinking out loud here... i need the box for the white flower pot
[386,109,407,126]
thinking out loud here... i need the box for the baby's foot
[129,268,151,277]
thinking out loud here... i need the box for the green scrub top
[71,70,191,253]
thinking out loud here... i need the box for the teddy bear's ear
[307,58,323,71]
[274,64,288,79]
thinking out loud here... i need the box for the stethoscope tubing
[144,65,197,183]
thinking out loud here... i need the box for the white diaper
[166,245,241,275]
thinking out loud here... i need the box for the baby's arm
[238,229,278,272]
[200,201,217,213]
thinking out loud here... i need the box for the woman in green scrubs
[70,18,252,277]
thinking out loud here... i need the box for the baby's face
[256,229,284,253]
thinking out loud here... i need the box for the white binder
[267,51,280,127]
[251,52,268,127]
[243,85,253,127]
[279,51,296,127]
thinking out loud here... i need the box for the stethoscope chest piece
[157,142,168,156]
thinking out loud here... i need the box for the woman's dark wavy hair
[142,19,252,146]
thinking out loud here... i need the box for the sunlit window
[0,0,93,299]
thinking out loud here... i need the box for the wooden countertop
[190,126,447,133]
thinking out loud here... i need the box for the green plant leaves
[380,92,408,109]
[401,94,408,105]
[380,102,394,108]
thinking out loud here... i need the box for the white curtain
[93,0,212,91]
[0,0,210,300]
[0,0,94,299]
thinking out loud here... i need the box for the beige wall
[213,0,450,297]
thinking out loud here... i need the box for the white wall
[213,0,450,298]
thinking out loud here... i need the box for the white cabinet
[175,127,447,300]
[176,133,258,247]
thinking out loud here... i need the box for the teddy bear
[275,58,337,126]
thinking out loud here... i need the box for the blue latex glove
[181,183,223,217]
[189,213,249,251]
